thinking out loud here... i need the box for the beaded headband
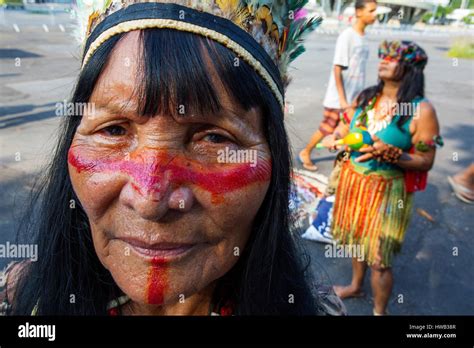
[378,40,428,69]
[74,0,322,109]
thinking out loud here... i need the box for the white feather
[73,0,109,46]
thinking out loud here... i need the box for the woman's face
[68,32,271,306]
[378,56,400,81]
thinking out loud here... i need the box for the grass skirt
[331,160,413,267]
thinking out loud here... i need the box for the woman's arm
[397,102,440,172]
[356,101,440,171]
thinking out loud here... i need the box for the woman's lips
[119,237,196,260]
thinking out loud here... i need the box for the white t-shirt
[323,27,369,109]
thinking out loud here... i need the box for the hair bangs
[137,29,276,119]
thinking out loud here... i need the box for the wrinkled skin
[68,31,272,315]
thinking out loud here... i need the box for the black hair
[356,58,425,128]
[12,29,321,315]
[355,0,377,10]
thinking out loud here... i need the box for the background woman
[324,40,442,315]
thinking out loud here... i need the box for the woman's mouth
[118,237,197,261]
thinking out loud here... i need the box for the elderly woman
[0,1,344,316]
[324,41,442,315]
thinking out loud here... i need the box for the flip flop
[447,176,474,204]
[373,308,389,316]
[298,151,318,171]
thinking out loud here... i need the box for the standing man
[299,0,377,171]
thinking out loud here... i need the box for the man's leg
[299,130,324,171]
[299,108,341,171]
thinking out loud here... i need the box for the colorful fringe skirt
[331,160,413,268]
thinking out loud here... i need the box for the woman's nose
[118,154,195,220]
[379,59,389,69]
[168,187,194,212]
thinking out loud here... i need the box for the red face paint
[147,257,167,305]
[68,148,271,200]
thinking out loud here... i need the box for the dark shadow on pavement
[0,104,58,129]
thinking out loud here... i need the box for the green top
[349,97,426,172]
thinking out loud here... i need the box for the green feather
[286,15,321,57]
[278,14,321,77]
[289,45,305,61]
[287,0,309,12]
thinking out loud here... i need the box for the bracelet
[339,111,351,125]
[415,135,444,152]
[373,144,403,164]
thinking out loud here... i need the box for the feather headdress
[73,0,322,108]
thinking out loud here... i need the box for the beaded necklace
[356,96,395,135]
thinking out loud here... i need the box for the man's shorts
[319,107,343,136]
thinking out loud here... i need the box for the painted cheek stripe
[68,149,271,196]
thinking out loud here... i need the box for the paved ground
[1,9,473,315]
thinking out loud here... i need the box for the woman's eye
[202,133,231,144]
[100,125,127,136]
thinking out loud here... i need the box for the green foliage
[421,6,450,23]
[448,0,474,10]
[0,0,23,5]
[448,38,474,59]
[462,12,474,24]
